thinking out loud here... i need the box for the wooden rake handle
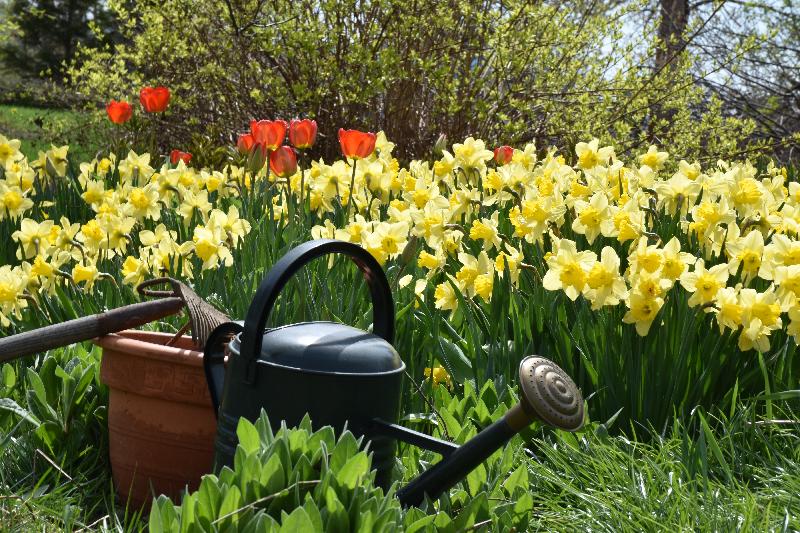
[0,297,185,363]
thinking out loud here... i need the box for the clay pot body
[95,330,215,509]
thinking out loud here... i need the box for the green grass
[0,104,102,162]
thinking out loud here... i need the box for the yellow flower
[0,182,33,220]
[660,237,695,281]
[654,172,702,216]
[571,192,613,244]
[0,265,28,326]
[679,259,729,307]
[623,290,664,336]
[456,250,494,299]
[424,365,452,388]
[45,145,69,178]
[542,238,596,301]
[629,237,663,275]
[192,225,234,270]
[495,242,523,285]
[118,150,154,185]
[713,286,743,333]
[434,278,459,312]
[638,145,669,171]
[0,135,23,166]
[72,262,100,290]
[469,211,502,250]
[452,136,494,172]
[125,184,161,220]
[209,205,252,247]
[575,138,614,170]
[12,218,54,260]
[584,247,628,310]
[122,255,148,286]
[724,227,764,282]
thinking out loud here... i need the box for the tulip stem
[346,157,358,221]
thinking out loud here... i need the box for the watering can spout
[397,356,584,508]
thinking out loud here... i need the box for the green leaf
[279,506,314,533]
[465,462,487,495]
[0,398,40,426]
[337,452,369,491]
[2,364,15,389]
[438,338,473,383]
[502,465,528,495]
[237,417,261,455]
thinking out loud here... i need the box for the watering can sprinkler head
[395,356,583,508]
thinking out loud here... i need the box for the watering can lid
[231,321,404,375]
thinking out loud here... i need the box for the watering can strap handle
[239,239,395,362]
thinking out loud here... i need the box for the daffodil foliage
[1,131,797,427]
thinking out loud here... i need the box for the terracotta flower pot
[95,330,216,509]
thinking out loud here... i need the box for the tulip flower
[106,100,133,124]
[494,145,514,165]
[170,150,192,165]
[139,86,170,113]
[289,119,318,149]
[250,120,287,151]
[338,128,376,160]
[269,146,298,178]
[237,133,255,154]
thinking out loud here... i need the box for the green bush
[66,0,761,162]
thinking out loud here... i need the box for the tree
[0,0,119,81]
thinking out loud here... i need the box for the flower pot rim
[93,330,203,366]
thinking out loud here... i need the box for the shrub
[66,0,761,162]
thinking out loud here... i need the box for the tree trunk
[656,0,689,71]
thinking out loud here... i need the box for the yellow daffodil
[424,365,452,388]
[542,238,597,300]
[680,259,730,307]
[0,265,28,326]
[584,247,628,309]
[639,145,669,171]
[572,192,614,244]
[12,218,54,260]
[623,290,664,336]
[575,138,614,170]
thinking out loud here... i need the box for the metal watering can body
[204,239,405,489]
[204,239,586,505]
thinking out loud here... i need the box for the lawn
[0,104,101,162]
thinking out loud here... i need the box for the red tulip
[139,86,170,113]
[338,128,376,160]
[250,120,287,151]
[170,150,192,165]
[289,119,318,149]
[237,133,255,154]
[106,100,133,124]
[269,146,298,178]
[494,146,514,165]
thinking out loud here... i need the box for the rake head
[137,278,231,348]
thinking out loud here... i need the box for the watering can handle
[239,239,395,366]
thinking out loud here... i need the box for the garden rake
[0,277,230,363]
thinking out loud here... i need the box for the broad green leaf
[237,417,261,455]
[0,398,40,426]
[279,506,314,533]
[337,452,369,491]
